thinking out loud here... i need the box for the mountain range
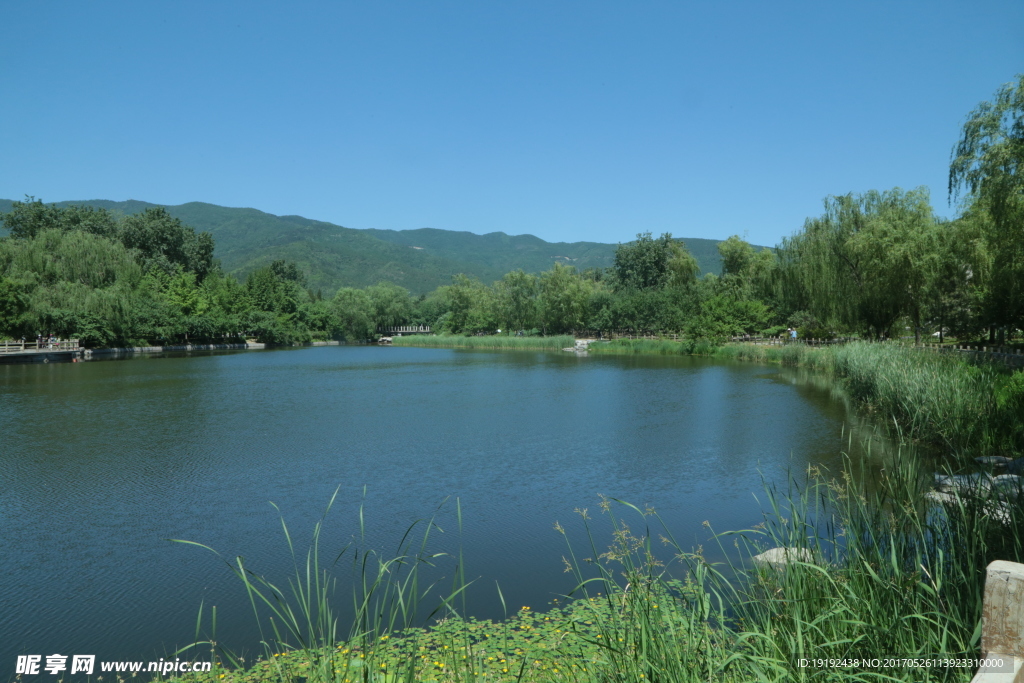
[0,198,754,294]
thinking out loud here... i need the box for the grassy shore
[391,334,575,351]
[171,447,1024,683]
[592,338,1024,458]
[164,339,1024,683]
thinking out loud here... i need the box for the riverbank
[0,340,347,363]
[168,448,1024,683]
[88,340,345,356]
[591,338,1024,459]
[155,340,1023,682]
[391,334,575,351]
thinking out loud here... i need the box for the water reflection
[0,346,894,663]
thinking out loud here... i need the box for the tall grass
[546,443,1024,682]
[587,338,720,356]
[165,340,1024,683]
[596,339,1023,458]
[392,334,575,351]
[719,342,1023,457]
[171,444,1024,683]
[180,446,1019,679]
[173,491,472,683]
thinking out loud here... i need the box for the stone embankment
[86,342,266,357]
[562,339,596,353]
[85,340,341,357]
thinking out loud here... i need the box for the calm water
[0,346,886,665]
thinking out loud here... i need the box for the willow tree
[950,74,1024,336]
[494,269,538,333]
[539,263,592,334]
[925,215,991,341]
[778,187,936,339]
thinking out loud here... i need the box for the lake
[0,345,886,665]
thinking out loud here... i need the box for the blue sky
[2,2,1022,248]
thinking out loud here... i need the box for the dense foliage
[153,340,1024,683]
[0,198,733,294]
[4,77,1024,348]
[0,201,335,346]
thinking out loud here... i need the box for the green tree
[0,277,28,337]
[777,187,936,339]
[613,232,696,291]
[439,274,496,334]
[119,207,215,280]
[366,281,412,331]
[494,270,538,332]
[949,74,1024,335]
[718,235,756,278]
[331,288,375,340]
[538,263,591,334]
[1,197,119,240]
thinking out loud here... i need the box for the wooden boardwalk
[380,325,432,335]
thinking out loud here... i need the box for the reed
[171,443,1024,683]
[725,342,1023,457]
[592,338,1023,457]
[165,340,1024,682]
[391,334,575,351]
[587,338,720,356]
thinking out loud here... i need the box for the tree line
[2,76,1023,346]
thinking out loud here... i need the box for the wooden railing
[380,326,431,335]
[917,343,1024,367]
[729,335,855,346]
[0,339,80,353]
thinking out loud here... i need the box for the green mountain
[0,198,740,294]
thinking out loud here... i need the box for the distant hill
[0,198,753,294]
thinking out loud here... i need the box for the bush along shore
[161,339,1024,683]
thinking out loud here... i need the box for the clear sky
[3,1,1022,248]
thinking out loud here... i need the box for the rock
[992,474,1024,499]
[925,490,958,505]
[987,502,1013,525]
[752,547,813,569]
[935,472,994,494]
[976,456,1015,467]
[1005,457,1024,475]
[926,487,1014,525]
